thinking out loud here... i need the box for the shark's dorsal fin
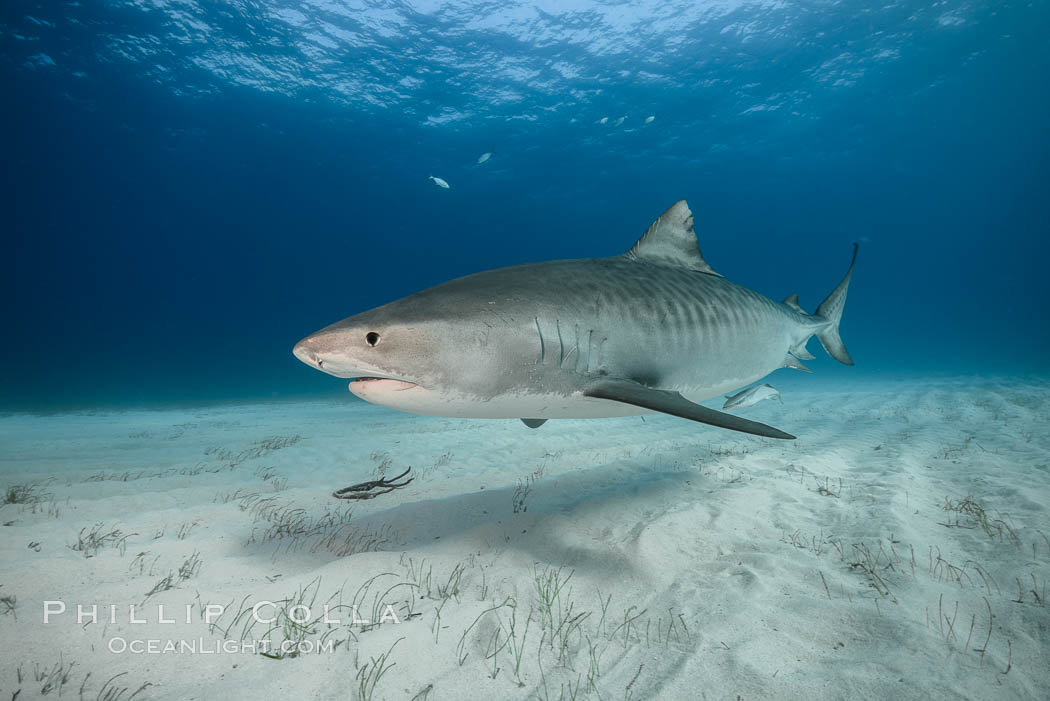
[623,200,721,276]
[782,293,804,313]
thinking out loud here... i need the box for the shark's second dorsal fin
[622,200,721,276]
[782,293,804,313]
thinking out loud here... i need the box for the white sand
[0,376,1047,700]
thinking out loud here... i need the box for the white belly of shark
[349,380,647,419]
[295,200,857,440]
[349,379,771,420]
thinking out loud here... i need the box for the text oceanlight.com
[107,638,336,655]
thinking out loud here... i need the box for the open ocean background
[2,6,1050,700]
[3,0,1048,409]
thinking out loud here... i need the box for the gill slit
[556,319,564,366]
[534,317,545,365]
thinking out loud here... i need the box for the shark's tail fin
[814,244,858,366]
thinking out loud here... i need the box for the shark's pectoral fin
[583,379,795,440]
[521,418,548,429]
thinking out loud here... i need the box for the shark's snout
[293,338,324,369]
[293,331,396,380]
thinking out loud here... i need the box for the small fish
[477,152,492,164]
[644,115,655,124]
[613,116,625,126]
[723,384,782,411]
[599,117,608,124]
[429,175,450,189]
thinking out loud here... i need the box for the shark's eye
[365,332,381,347]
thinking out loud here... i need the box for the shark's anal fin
[521,418,547,429]
[583,379,795,439]
[790,339,816,360]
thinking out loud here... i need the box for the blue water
[3,0,1048,409]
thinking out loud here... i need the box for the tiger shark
[293,201,856,439]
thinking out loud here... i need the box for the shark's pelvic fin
[622,200,721,276]
[782,293,804,313]
[521,418,547,429]
[583,379,795,439]
[781,354,812,372]
[815,243,858,366]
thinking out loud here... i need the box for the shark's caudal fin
[814,244,858,366]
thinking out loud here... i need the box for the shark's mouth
[348,377,420,392]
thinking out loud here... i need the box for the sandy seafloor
[0,376,1047,701]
